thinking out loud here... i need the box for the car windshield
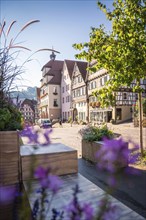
[43,120,51,123]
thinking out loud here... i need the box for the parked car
[38,118,52,128]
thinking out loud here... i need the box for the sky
[0,0,113,89]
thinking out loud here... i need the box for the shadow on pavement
[78,158,146,218]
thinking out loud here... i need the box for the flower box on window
[92,102,96,108]
[53,92,58,95]
[96,101,100,107]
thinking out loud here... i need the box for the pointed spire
[50,46,56,60]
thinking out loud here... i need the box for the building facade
[61,60,75,122]
[71,61,88,122]
[40,55,64,120]
[19,99,37,124]
[39,56,146,124]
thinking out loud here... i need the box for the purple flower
[97,198,119,220]
[48,174,62,194]
[96,138,129,173]
[0,185,16,205]
[34,166,62,193]
[102,203,119,220]
[19,126,52,146]
[41,128,52,146]
[82,203,94,220]
[34,166,48,179]
[19,126,39,145]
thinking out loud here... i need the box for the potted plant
[79,124,126,167]
[0,19,42,187]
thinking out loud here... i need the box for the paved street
[49,122,146,218]
[50,122,146,157]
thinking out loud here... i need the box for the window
[73,90,75,98]
[104,76,107,84]
[93,81,96,89]
[62,87,64,93]
[63,97,64,103]
[53,86,57,95]
[66,84,69,91]
[65,96,70,102]
[123,93,127,100]
[78,76,82,83]
[82,87,85,95]
[117,108,122,120]
[100,78,104,86]
[53,99,58,107]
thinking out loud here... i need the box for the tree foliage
[73,0,146,107]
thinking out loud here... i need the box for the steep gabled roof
[42,60,64,85]
[76,61,88,81]
[64,59,76,79]
[21,99,37,111]
[41,59,54,71]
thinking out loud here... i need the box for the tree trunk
[138,92,144,156]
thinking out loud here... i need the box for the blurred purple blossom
[48,174,62,194]
[34,166,62,194]
[102,202,119,220]
[82,203,94,220]
[34,166,48,179]
[0,185,16,205]
[65,184,94,220]
[96,138,139,174]
[19,125,52,146]
[97,197,119,220]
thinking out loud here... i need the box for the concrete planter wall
[82,139,128,168]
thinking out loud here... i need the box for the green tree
[73,0,146,156]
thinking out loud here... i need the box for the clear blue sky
[1,0,113,88]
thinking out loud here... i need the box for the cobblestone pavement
[50,122,146,158]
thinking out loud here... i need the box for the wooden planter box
[82,140,102,163]
[82,139,128,168]
[20,143,78,181]
[0,131,21,185]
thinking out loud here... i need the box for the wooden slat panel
[0,131,20,185]
[21,148,78,181]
